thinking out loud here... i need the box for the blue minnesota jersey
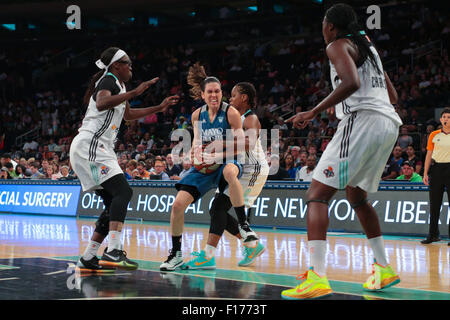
[198,102,230,144]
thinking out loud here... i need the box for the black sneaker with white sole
[160,250,183,271]
[238,222,259,242]
[99,248,139,270]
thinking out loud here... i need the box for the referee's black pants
[428,163,450,238]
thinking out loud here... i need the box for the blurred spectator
[5,162,17,179]
[381,154,401,180]
[178,158,192,180]
[396,161,423,182]
[1,153,17,169]
[125,160,138,180]
[166,153,182,179]
[295,155,317,182]
[150,159,170,180]
[267,154,290,180]
[44,166,53,179]
[290,146,302,168]
[137,161,151,180]
[132,144,146,161]
[298,151,308,168]
[59,165,75,180]
[39,159,50,175]
[0,167,10,179]
[391,146,404,167]
[51,164,62,180]
[283,154,297,179]
[397,126,414,152]
[404,145,423,174]
[14,165,26,179]
[30,162,45,179]
[23,139,39,151]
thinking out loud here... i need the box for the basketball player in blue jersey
[181,82,269,269]
[70,47,179,273]
[282,4,402,299]
[160,63,248,271]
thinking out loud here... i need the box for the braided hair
[325,3,382,74]
[235,82,257,108]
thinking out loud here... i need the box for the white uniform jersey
[330,44,402,126]
[78,74,126,158]
[314,42,402,193]
[70,74,126,191]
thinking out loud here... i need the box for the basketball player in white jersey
[181,82,269,269]
[282,4,402,299]
[70,47,179,272]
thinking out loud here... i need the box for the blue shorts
[175,161,242,203]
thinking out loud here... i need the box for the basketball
[192,144,221,174]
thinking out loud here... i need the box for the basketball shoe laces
[165,249,178,263]
[296,271,309,282]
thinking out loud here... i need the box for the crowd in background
[0,2,449,183]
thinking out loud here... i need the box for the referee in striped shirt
[421,107,450,245]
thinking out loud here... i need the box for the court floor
[0,213,449,301]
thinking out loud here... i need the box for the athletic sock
[107,231,122,252]
[368,236,388,266]
[172,235,182,253]
[309,240,327,276]
[83,240,101,260]
[234,206,247,225]
[204,244,216,259]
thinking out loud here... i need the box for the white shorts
[313,110,400,193]
[221,163,269,208]
[69,132,123,192]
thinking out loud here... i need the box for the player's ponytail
[83,47,121,107]
[187,62,221,100]
[325,3,382,74]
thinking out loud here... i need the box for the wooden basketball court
[0,213,448,301]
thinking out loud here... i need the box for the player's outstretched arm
[96,77,159,112]
[124,95,179,121]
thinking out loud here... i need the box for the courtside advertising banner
[77,182,449,236]
[0,184,80,216]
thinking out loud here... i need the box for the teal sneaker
[238,241,265,267]
[181,250,216,270]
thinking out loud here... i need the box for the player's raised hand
[159,95,180,112]
[132,77,160,96]
[285,110,315,129]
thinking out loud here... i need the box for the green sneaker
[281,267,333,300]
[238,241,265,267]
[181,250,216,270]
[363,260,400,291]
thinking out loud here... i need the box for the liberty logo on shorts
[323,166,335,178]
[101,165,110,175]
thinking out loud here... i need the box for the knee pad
[350,198,368,209]
[209,193,232,217]
[94,208,110,237]
[209,210,228,236]
[209,193,232,236]
[106,181,133,223]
